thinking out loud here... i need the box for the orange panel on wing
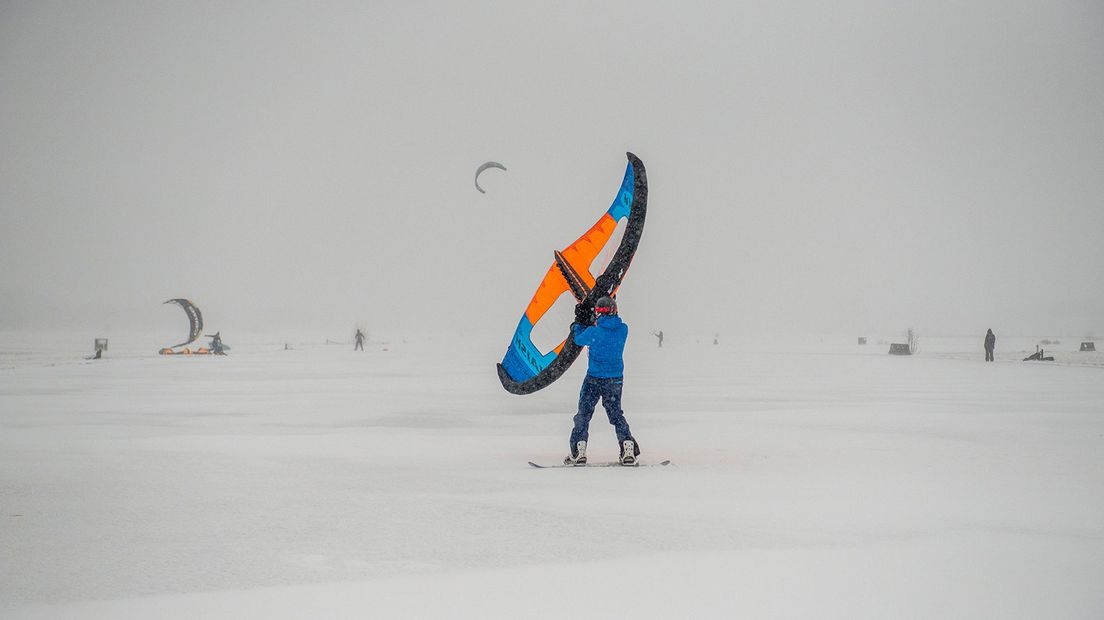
[524,265,569,324]
[522,212,619,325]
[560,213,618,288]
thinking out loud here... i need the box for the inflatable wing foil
[497,152,648,395]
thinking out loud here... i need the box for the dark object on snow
[354,329,366,351]
[653,330,664,347]
[85,338,108,360]
[162,299,203,349]
[889,328,918,355]
[857,337,867,345]
[984,329,996,362]
[1081,342,1096,352]
[1023,346,1054,362]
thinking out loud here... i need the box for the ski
[528,460,671,468]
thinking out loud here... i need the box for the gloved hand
[574,301,595,326]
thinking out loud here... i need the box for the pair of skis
[528,460,671,469]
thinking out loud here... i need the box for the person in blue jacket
[564,295,640,466]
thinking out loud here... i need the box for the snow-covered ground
[2,332,1103,618]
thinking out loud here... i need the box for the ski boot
[620,440,637,466]
[563,440,587,466]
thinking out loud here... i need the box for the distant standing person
[205,332,226,355]
[984,328,996,362]
[652,330,663,348]
[354,329,366,351]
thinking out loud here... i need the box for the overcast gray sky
[2,1,1102,341]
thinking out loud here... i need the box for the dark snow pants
[570,375,635,454]
[985,347,994,362]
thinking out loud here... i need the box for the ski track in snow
[1,333,1102,618]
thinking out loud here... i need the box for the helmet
[594,296,617,316]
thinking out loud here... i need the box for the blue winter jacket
[572,315,628,378]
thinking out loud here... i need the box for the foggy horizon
[3,1,1102,343]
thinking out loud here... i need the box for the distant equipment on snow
[1024,345,1055,362]
[474,161,506,194]
[86,338,109,360]
[1081,342,1096,352]
[857,337,867,345]
[162,299,203,349]
[158,299,225,355]
[888,329,917,355]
